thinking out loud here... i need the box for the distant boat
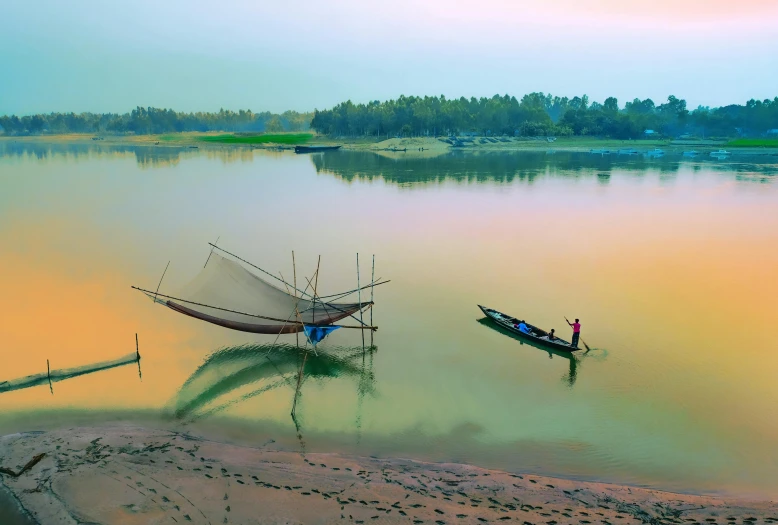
[645,148,664,157]
[618,148,638,155]
[546,137,557,143]
[683,150,698,157]
[710,149,730,156]
[590,148,611,154]
[294,145,342,154]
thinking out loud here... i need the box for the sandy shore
[1,426,775,525]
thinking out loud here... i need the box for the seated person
[548,328,556,341]
[517,320,531,334]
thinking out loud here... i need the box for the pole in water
[136,333,142,380]
[370,254,375,347]
[293,251,299,348]
[357,253,365,351]
[309,256,322,356]
[291,351,308,419]
[47,359,53,395]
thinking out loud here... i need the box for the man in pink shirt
[567,318,581,348]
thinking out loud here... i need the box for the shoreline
[3,134,778,157]
[1,425,775,524]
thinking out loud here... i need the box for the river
[1,142,776,498]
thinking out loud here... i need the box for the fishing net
[149,253,366,334]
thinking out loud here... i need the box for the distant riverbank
[3,133,778,157]
[2,425,776,524]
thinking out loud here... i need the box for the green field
[726,138,778,148]
[198,133,313,145]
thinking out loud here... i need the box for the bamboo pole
[153,260,170,303]
[203,235,220,268]
[293,251,299,348]
[310,256,322,354]
[357,253,365,351]
[370,254,375,347]
[317,279,390,300]
[301,276,376,330]
[47,359,52,394]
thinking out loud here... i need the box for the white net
[156,253,366,334]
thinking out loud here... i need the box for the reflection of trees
[0,142,262,168]
[311,150,777,186]
[134,147,185,168]
[203,147,255,165]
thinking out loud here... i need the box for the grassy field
[197,133,313,145]
[726,138,778,148]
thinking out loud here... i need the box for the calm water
[1,142,777,498]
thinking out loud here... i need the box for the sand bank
[1,426,775,525]
[6,134,777,157]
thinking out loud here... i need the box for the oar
[565,316,591,352]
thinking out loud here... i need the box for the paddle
[565,316,591,352]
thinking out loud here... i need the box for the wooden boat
[294,145,342,154]
[477,305,580,352]
[476,318,579,386]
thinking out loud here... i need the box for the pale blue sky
[2,0,776,115]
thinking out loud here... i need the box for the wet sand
[1,426,775,525]
[0,484,35,525]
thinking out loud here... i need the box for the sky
[1,0,777,115]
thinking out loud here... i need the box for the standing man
[567,318,581,348]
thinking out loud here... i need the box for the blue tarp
[303,325,340,344]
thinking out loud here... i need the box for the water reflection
[476,318,580,387]
[0,142,775,181]
[0,141,258,169]
[170,344,376,428]
[312,150,777,185]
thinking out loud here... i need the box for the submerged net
[150,252,367,335]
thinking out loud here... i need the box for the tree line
[0,107,312,136]
[3,94,777,139]
[310,94,778,139]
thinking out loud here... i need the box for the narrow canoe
[294,145,343,154]
[477,305,580,352]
